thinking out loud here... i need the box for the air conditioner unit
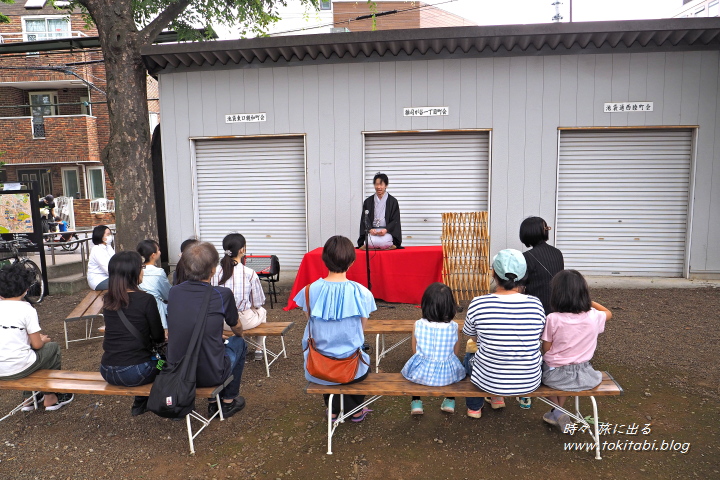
[330,27,350,33]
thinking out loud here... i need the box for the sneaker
[410,399,424,415]
[440,398,455,414]
[556,413,574,434]
[131,397,148,416]
[45,393,74,411]
[542,410,559,426]
[21,394,44,412]
[220,396,246,418]
[467,408,482,419]
[485,396,505,409]
[208,400,219,417]
[517,397,532,409]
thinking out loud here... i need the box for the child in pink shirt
[541,270,612,432]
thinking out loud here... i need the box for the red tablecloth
[284,246,443,310]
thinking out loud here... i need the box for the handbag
[116,308,167,370]
[147,286,213,418]
[303,284,368,384]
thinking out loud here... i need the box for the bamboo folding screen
[441,212,491,302]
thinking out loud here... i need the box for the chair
[243,255,280,308]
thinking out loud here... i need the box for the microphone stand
[364,208,372,291]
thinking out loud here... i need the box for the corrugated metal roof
[142,18,720,74]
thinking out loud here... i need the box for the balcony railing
[0,30,88,44]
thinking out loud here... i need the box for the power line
[265,0,460,36]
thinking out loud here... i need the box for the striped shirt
[523,241,564,314]
[463,293,546,395]
[212,264,266,312]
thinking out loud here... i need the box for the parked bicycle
[0,238,45,304]
[47,223,80,252]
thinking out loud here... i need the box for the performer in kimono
[357,173,402,250]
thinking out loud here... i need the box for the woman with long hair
[212,233,267,361]
[137,239,172,329]
[100,251,165,416]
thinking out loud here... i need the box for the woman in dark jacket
[100,251,164,416]
[358,172,402,249]
[519,216,564,314]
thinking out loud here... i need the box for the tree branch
[140,0,193,45]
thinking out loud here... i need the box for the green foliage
[0,0,14,24]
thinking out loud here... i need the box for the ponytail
[217,233,246,285]
[493,271,527,292]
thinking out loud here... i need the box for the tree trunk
[84,1,157,252]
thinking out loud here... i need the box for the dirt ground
[1,286,719,480]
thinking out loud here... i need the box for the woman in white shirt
[87,225,114,290]
[212,233,267,361]
[137,239,172,329]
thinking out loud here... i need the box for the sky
[215,0,687,39]
[432,0,683,25]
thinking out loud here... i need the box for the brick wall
[0,115,99,163]
[73,198,115,229]
[332,1,474,31]
[0,87,27,117]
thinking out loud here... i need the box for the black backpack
[147,286,213,418]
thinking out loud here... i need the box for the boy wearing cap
[461,249,546,418]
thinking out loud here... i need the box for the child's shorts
[542,361,602,392]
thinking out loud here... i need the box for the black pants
[323,370,369,415]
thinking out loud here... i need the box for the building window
[22,16,71,41]
[18,168,52,197]
[29,91,57,138]
[61,167,80,198]
[320,1,331,10]
[87,166,106,199]
[710,1,719,16]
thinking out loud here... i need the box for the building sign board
[403,107,449,117]
[225,113,267,123]
[604,102,653,113]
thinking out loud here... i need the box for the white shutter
[556,129,693,277]
[194,137,307,270]
[364,132,489,246]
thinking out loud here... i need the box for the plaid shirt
[212,264,265,312]
[401,319,465,387]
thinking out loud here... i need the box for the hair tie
[224,250,233,256]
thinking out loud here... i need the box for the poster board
[0,189,48,292]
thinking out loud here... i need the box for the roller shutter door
[364,132,490,246]
[556,129,692,277]
[194,136,307,270]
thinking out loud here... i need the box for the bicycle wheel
[21,259,45,304]
[61,235,80,251]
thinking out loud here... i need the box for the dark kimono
[357,193,402,248]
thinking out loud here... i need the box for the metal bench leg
[280,336,288,359]
[327,393,335,455]
[0,391,41,423]
[590,396,601,460]
[64,321,69,349]
[375,334,380,373]
[262,337,270,378]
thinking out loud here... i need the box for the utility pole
[552,1,563,22]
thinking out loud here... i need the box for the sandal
[484,397,505,409]
[351,408,372,423]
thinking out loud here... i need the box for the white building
[144,19,720,279]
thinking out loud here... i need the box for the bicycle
[47,224,80,252]
[0,238,45,304]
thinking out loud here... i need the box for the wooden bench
[306,372,624,459]
[63,290,106,349]
[365,319,462,372]
[242,322,294,377]
[0,370,233,454]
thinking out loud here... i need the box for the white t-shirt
[0,300,41,376]
[87,243,114,290]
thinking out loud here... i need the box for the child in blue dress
[401,282,466,415]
